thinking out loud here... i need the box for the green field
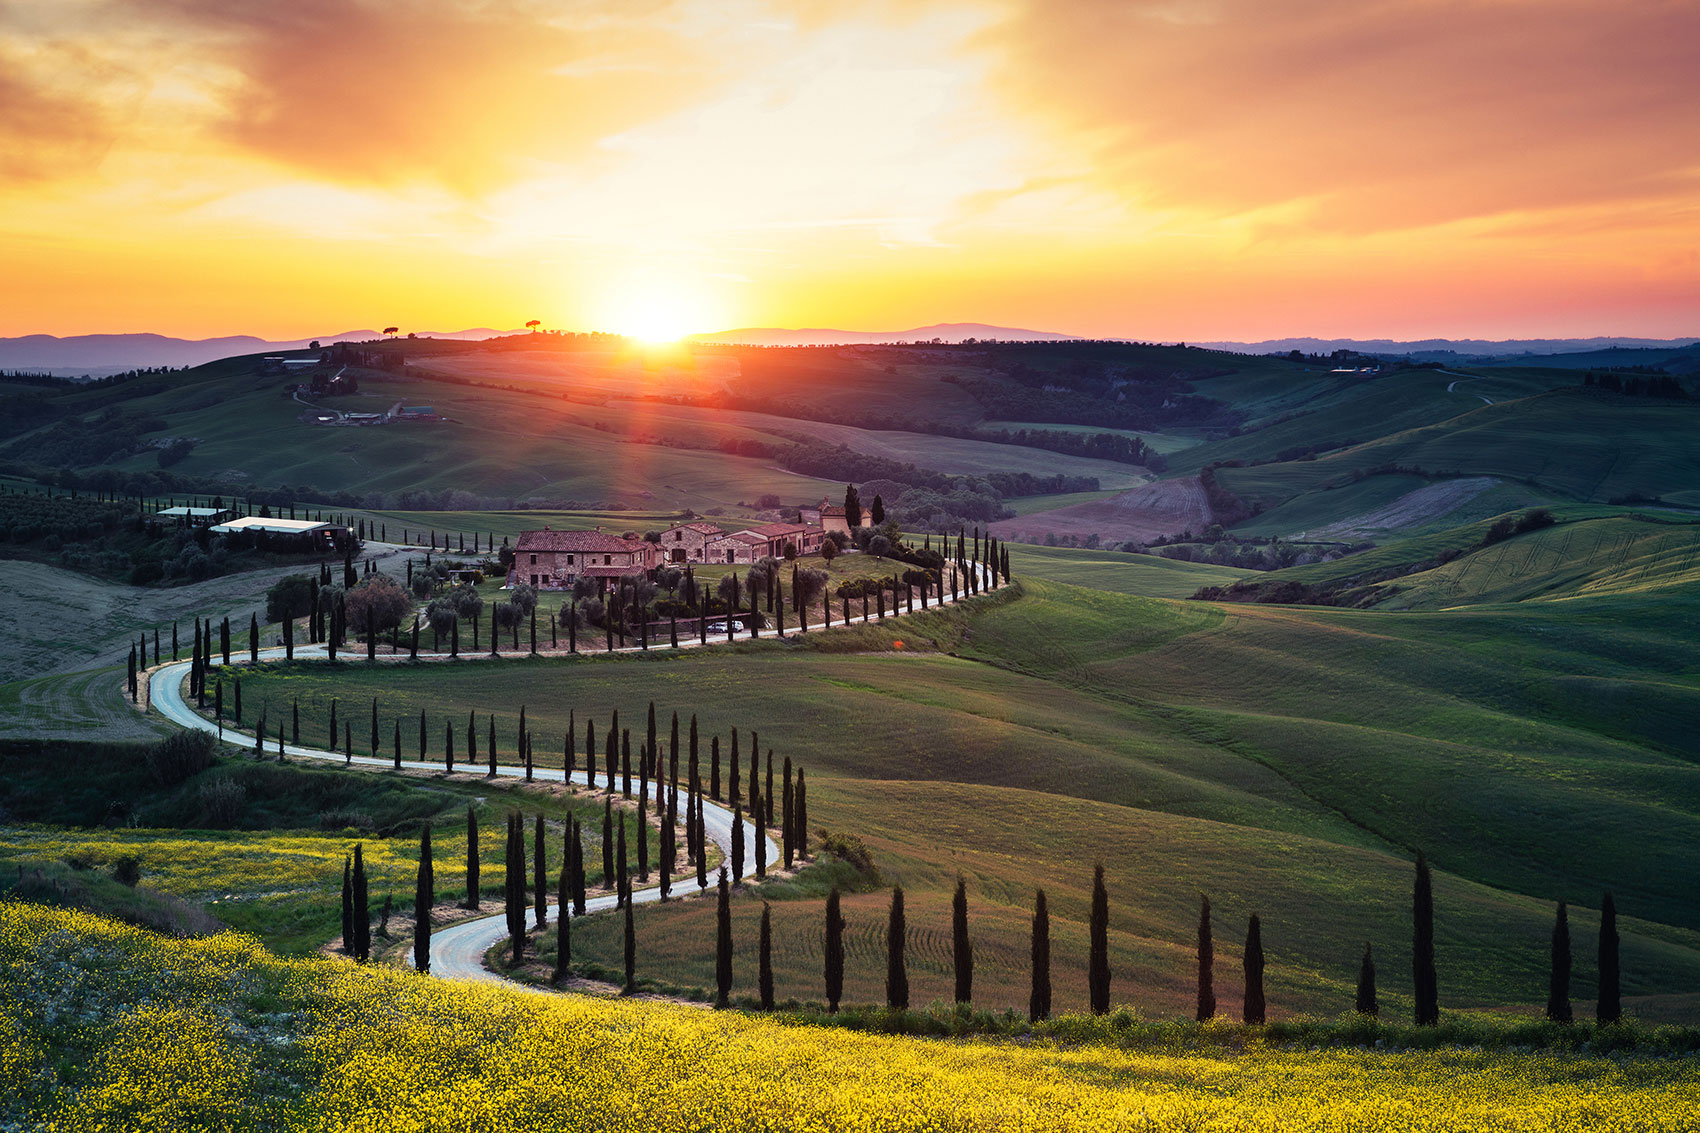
[216,571,1700,1018]
[1005,542,1255,598]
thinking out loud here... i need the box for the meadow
[219,571,1700,1018]
[6,903,1697,1132]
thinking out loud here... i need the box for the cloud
[0,33,144,183]
[985,0,1700,236]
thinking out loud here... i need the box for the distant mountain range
[4,325,1697,377]
[687,323,1081,346]
[1198,335,1700,359]
[0,329,515,376]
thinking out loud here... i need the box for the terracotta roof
[745,522,813,537]
[667,522,725,536]
[821,505,846,516]
[710,531,768,546]
[515,529,645,554]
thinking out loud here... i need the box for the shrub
[111,856,141,887]
[817,832,880,880]
[144,731,215,787]
[197,778,247,827]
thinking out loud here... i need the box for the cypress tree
[249,613,259,663]
[732,802,746,882]
[585,716,596,790]
[758,900,774,1010]
[602,798,614,888]
[616,812,629,907]
[220,616,230,665]
[393,719,401,769]
[1089,864,1110,1015]
[795,769,809,860]
[748,733,759,821]
[1413,851,1438,1026]
[730,728,741,811]
[886,885,909,1010]
[1243,914,1265,1025]
[571,818,587,916]
[765,750,774,827]
[1197,895,1215,1022]
[711,735,721,801]
[1356,943,1378,1017]
[1547,901,1573,1023]
[524,730,534,782]
[534,814,547,929]
[352,843,370,962]
[340,855,353,955]
[694,782,708,890]
[445,721,455,773]
[622,730,631,798]
[825,887,845,1013]
[467,711,478,767]
[567,709,577,781]
[487,714,497,778]
[952,875,973,1004]
[413,824,434,974]
[622,876,636,994]
[419,710,427,760]
[1030,888,1051,1022]
[715,867,734,1008]
[1598,892,1621,1024]
[753,785,767,879]
[214,680,224,735]
[637,786,650,882]
[465,806,480,909]
[127,645,137,701]
[605,720,616,792]
[782,757,794,868]
[554,853,571,981]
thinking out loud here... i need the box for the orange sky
[2,0,1697,341]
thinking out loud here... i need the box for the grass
[1004,542,1255,598]
[0,739,646,954]
[218,571,1700,1018]
[6,903,1698,1131]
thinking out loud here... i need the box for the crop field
[221,574,1700,1017]
[1003,543,1254,598]
[1213,391,1700,512]
[990,475,1214,544]
[6,905,1698,1132]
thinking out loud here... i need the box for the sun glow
[597,278,723,344]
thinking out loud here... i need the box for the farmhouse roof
[159,506,226,517]
[821,505,847,517]
[515,528,644,554]
[209,517,342,535]
[744,522,812,537]
[668,522,725,536]
[712,531,768,546]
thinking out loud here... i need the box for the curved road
[148,560,992,985]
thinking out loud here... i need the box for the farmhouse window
[603,555,611,565]
[530,554,537,564]
[567,554,575,565]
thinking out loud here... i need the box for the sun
[598,278,721,345]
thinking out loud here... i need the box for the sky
[2,0,1697,342]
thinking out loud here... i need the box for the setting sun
[597,279,723,345]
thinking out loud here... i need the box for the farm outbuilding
[208,516,350,550]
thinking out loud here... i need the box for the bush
[817,831,879,880]
[111,856,141,887]
[197,778,247,827]
[144,731,215,787]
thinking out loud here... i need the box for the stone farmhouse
[514,517,830,587]
[512,527,658,589]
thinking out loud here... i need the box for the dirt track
[990,476,1214,545]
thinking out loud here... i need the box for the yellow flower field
[3,903,1696,1132]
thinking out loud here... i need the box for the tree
[825,887,845,1013]
[346,575,412,642]
[1547,901,1573,1023]
[413,824,434,974]
[265,574,316,624]
[1089,864,1110,1014]
[249,612,260,664]
[1029,888,1051,1022]
[1413,852,1438,1025]
[732,802,746,882]
[1356,943,1378,1017]
[715,868,734,1008]
[821,540,838,565]
[952,875,973,1004]
[886,885,908,1010]
[758,900,774,1010]
[1598,892,1621,1024]
[554,852,571,983]
[534,815,547,930]
[340,855,353,955]
[622,876,636,994]
[571,818,587,916]
[465,806,480,909]
[1196,895,1215,1022]
[1243,914,1265,1025]
[352,843,371,962]
[870,493,885,525]
[844,484,863,529]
